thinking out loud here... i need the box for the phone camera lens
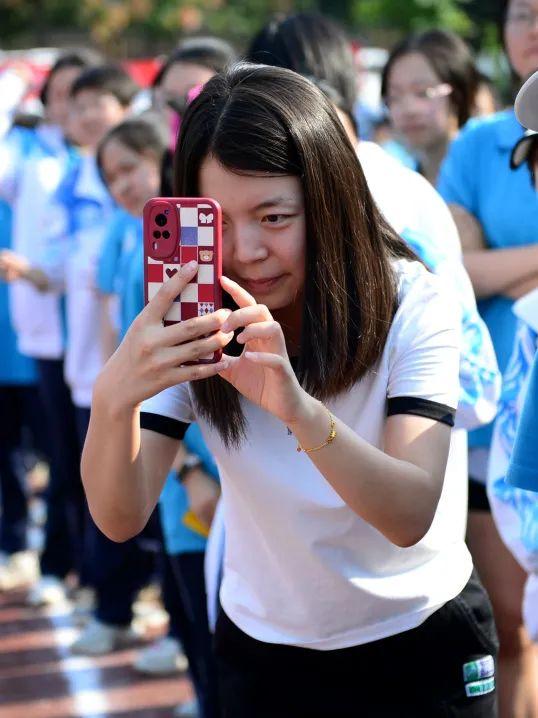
[153,230,161,239]
[155,213,168,227]
[162,230,170,239]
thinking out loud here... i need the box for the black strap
[140,412,189,439]
[387,396,455,427]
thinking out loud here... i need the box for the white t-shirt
[39,155,115,407]
[0,125,68,359]
[141,260,472,650]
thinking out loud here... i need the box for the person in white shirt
[81,64,498,717]
[0,51,100,606]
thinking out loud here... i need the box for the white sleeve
[140,383,195,438]
[387,265,461,422]
[0,70,28,140]
[0,127,26,203]
[409,172,463,264]
[35,199,71,290]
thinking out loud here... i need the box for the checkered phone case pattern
[144,198,222,362]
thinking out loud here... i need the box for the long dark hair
[40,49,101,106]
[96,114,169,180]
[175,63,416,446]
[247,13,358,130]
[382,30,480,128]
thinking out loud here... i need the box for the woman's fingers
[221,304,272,334]
[158,329,234,368]
[165,357,230,386]
[236,321,287,353]
[244,351,288,370]
[220,275,257,309]
[143,261,198,322]
[160,307,232,347]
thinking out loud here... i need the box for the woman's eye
[263,214,286,224]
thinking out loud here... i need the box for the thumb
[144,261,198,322]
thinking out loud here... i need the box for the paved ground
[0,589,194,718]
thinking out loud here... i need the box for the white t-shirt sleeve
[408,171,463,265]
[140,382,194,439]
[386,264,461,425]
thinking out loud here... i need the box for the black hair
[176,62,416,446]
[40,49,101,106]
[70,64,139,107]
[152,36,237,89]
[381,29,480,128]
[96,114,169,179]
[499,0,509,46]
[247,13,358,126]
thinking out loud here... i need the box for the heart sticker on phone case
[166,268,178,278]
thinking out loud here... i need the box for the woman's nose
[229,223,269,264]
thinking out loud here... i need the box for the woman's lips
[241,275,284,294]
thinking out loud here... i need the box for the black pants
[75,407,154,625]
[0,385,36,555]
[36,358,86,580]
[215,570,499,717]
[166,552,221,718]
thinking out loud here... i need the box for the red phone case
[143,197,223,363]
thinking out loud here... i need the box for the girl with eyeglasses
[382,29,481,186]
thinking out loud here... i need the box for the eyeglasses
[384,83,452,112]
[507,10,538,29]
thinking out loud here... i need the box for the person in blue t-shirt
[382,29,481,186]
[0,198,37,587]
[438,3,538,714]
[96,115,221,718]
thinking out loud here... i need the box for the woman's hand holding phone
[95,261,233,414]
[216,275,312,427]
[96,261,310,426]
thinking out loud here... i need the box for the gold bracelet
[296,406,337,453]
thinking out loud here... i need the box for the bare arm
[81,396,177,541]
[504,274,538,300]
[449,204,538,299]
[0,249,50,291]
[287,399,450,548]
[81,263,234,541]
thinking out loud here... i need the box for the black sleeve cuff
[140,412,189,440]
[387,397,456,427]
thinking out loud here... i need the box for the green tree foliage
[0,0,507,52]
[352,0,472,34]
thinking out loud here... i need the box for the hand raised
[96,262,234,412]
[216,276,308,425]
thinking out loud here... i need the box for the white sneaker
[71,618,139,656]
[26,575,68,607]
[0,551,39,591]
[174,700,200,718]
[133,636,188,674]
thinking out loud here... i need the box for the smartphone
[143,197,223,363]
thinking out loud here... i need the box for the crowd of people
[1,2,538,716]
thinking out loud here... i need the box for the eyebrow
[253,196,300,211]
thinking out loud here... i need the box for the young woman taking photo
[82,64,498,717]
